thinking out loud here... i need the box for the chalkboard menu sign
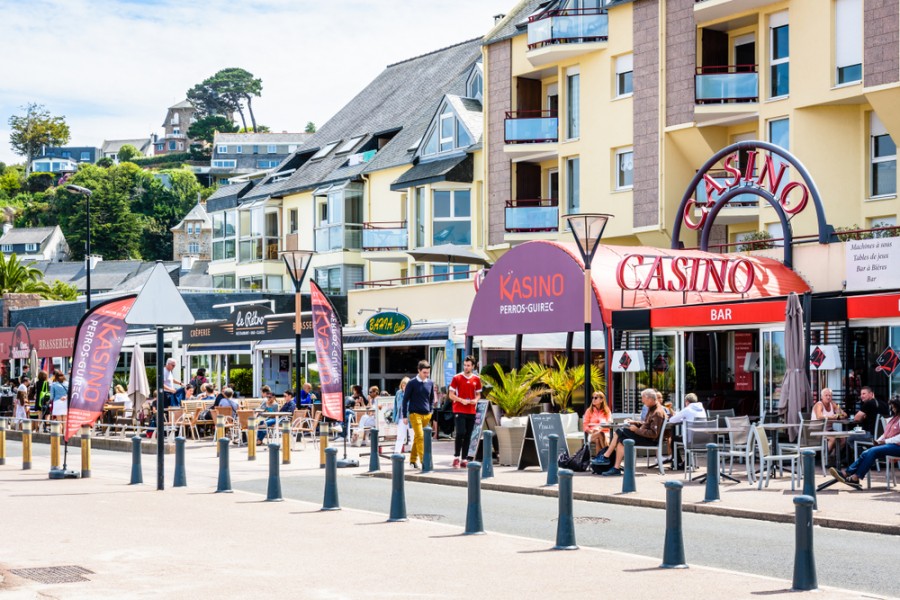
[467,401,489,458]
[517,413,568,471]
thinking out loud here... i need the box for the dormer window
[421,102,475,158]
[336,136,365,154]
[466,64,484,101]
[311,141,340,160]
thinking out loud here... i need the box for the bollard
[49,421,61,471]
[0,417,6,465]
[464,461,485,535]
[215,415,225,457]
[554,469,578,550]
[322,447,340,511]
[481,430,494,479]
[319,423,329,469]
[281,421,291,465]
[266,443,283,502]
[704,443,720,503]
[368,428,381,473]
[387,454,407,522]
[130,435,143,485]
[660,480,688,569]
[801,450,817,510]
[173,436,187,488]
[792,495,817,591]
[546,434,559,485]
[216,438,233,493]
[22,420,32,470]
[622,439,636,493]
[422,426,434,473]
[247,419,257,461]
[80,425,91,478]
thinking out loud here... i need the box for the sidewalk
[0,439,883,599]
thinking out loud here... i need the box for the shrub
[25,172,56,193]
[737,230,774,252]
[229,368,253,397]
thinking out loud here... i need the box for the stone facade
[665,0,695,127]
[487,40,512,247]
[864,0,900,87]
[172,223,211,261]
[633,0,660,229]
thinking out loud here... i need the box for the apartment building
[209,132,312,185]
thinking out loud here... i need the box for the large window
[615,148,633,190]
[433,264,469,282]
[315,265,364,295]
[212,274,235,289]
[566,157,580,213]
[238,206,280,262]
[835,0,862,85]
[871,113,897,197]
[211,210,236,261]
[769,12,789,98]
[432,189,471,246]
[566,67,580,139]
[314,183,363,252]
[422,105,474,157]
[615,54,633,97]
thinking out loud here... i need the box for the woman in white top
[812,387,847,460]
[111,384,132,411]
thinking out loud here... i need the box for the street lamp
[280,249,314,395]
[563,213,612,410]
[65,184,92,312]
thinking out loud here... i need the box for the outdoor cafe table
[690,427,745,484]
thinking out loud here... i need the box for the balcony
[314,223,362,253]
[526,9,608,67]
[692,171,760,225]
[362,221,408,251]
[505,199,559,233]
[694,0,780,23]
[504,111,559,162]
[694,65,759,126]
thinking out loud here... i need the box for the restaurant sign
[0,324,75,360]
[183,304,305,345]
[365,311,411,336]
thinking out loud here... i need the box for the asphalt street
[234,473,899,598]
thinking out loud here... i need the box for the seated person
[667,392,707,469]
[851,386,887,441]
[593,388,666,476]
[299,383,315,406]
[217,388,239,417]
[255,390,280,445]
[351,407,377,447]
[280,389,297,415]
[812,387,847,463]
[583,391,612,455]
[831,396,900,488]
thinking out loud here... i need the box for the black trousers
[454,413,476,458]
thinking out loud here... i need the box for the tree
[117,144,142,162]
[305,121,317,133]
[46,279,78,301]
[186,68,263,132]
[0,169,22,197]
[8,104,70,175]
[187,115,238,145]
[0,253,50,296]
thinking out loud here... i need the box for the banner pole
[156,326,165,491]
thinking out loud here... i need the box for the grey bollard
[322,447,340,511]
[173,436,187,488]
[622,439,636,493]
[792,495,817,591]
[481,430,494,479]
[422,426,434,473]
[546,434,559,485]
[216,438,232,493]
[464,461,485,535]
[553,469,578,550]
[801,450,817,510]
[660,480,688,569]
[266,443,283,502]
[704,443,720,503]
[387,454,407,522]
[130,435,143,485]
[368,428,380,473]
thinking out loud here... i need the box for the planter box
[496,425,526,466]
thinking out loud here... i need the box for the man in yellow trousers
[401,360,436,469]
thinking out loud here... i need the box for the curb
[363,471,900,537]
[5,430,175,454]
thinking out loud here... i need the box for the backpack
[557,444,591,473]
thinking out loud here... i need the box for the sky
[0,0,519,165]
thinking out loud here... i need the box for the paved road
[233,473,898,598]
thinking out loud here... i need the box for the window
[267,144,277,154]
[212,160,237,168]
[186,223,193,235]
[266,275,283,291]
[168,141,178,151]
[615,54,633,97]
[433,264,469,282]
[218,145,228,154]
[566,67,580,139]
[767,118,790,196]
[212,274,235,289]
[871,113,897,197]
[767,222,785,247]
[415,187,425,247]
[288,209,298,234]
[256,160,279,169]
[315,265,363,295]
[440,109,454,153]
[0,245,11,253]
[566,157,580,213]
[156,144,164,152]
[171,112,179,125]
[236,145,243,154]
[252,145,259,154]
[769,12,789,98]
[835,0,862,85]
[187,242,200,254]
[25,243,37,252]
[466,64,483,100]
[173,128,180,136]
[80,151,90,161]
[336,136,365,154]
[421,104,474,156]
[239,276,264,291]
[211,210,236,261]
[432,189,471,245]
[62,151,71,158]
[311,141,340,160]
[615,148,633,190]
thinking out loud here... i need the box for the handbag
[557,444,591,472]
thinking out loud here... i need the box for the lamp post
[281,250,314,395]
[563,213,612,410]
[65,184,92,312]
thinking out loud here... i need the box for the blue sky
[0,0,517,164]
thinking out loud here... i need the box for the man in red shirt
[449,355,482,468]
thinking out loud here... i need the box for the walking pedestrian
[402,360,436,469]
[449,355,481,468]
[393,377,412,454]
[49,371,68,430]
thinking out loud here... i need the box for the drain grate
[9,565,93,584]
[574,516,610,525]
[409,514,445,522]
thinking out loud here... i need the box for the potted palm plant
[481,363,547,466]
[540,356,605,432]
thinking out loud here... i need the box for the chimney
[181,255,197,271]
[493,13,506,24]
[88,255,103,269]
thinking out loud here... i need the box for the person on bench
[592,388,665,476]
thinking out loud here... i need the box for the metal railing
[362,221,408,250]
[527,8,609,49]
[695,65,758,103]
[505,110,559,144]
[314,223,363,252]
[687,225,900,254]
[355,269,479,289]
[505,199,560,232]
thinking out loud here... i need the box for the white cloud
[0,0,515,164]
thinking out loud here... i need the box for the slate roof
[446,95,483,141]
[390,155,473,191]
[0,227,57,246]
[214,132,313,145]
[241,38,483,202]
[171,202,212,231]
[30,260,148,293]
[206,181,254,212]
[169,99,193,110]
[101,138,153,155]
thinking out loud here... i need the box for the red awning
[847,292,900,319]
[650,299,788,329]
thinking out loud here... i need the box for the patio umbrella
[407,244,491,266]
[127,343,150,410]
[780,292,812,442]
[28,347,39,378]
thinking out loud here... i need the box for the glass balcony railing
[695,66,758,103]
[314,223,362,252]
[527,9,609,49]
[362,222,408,250]
[505,199,559,232]
[505,111,559,144]
[694,172,761,207]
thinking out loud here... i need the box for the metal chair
[628,416,670,475]
[753,425,798,490]
[677,419,716,480]
[722,415,752,477]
